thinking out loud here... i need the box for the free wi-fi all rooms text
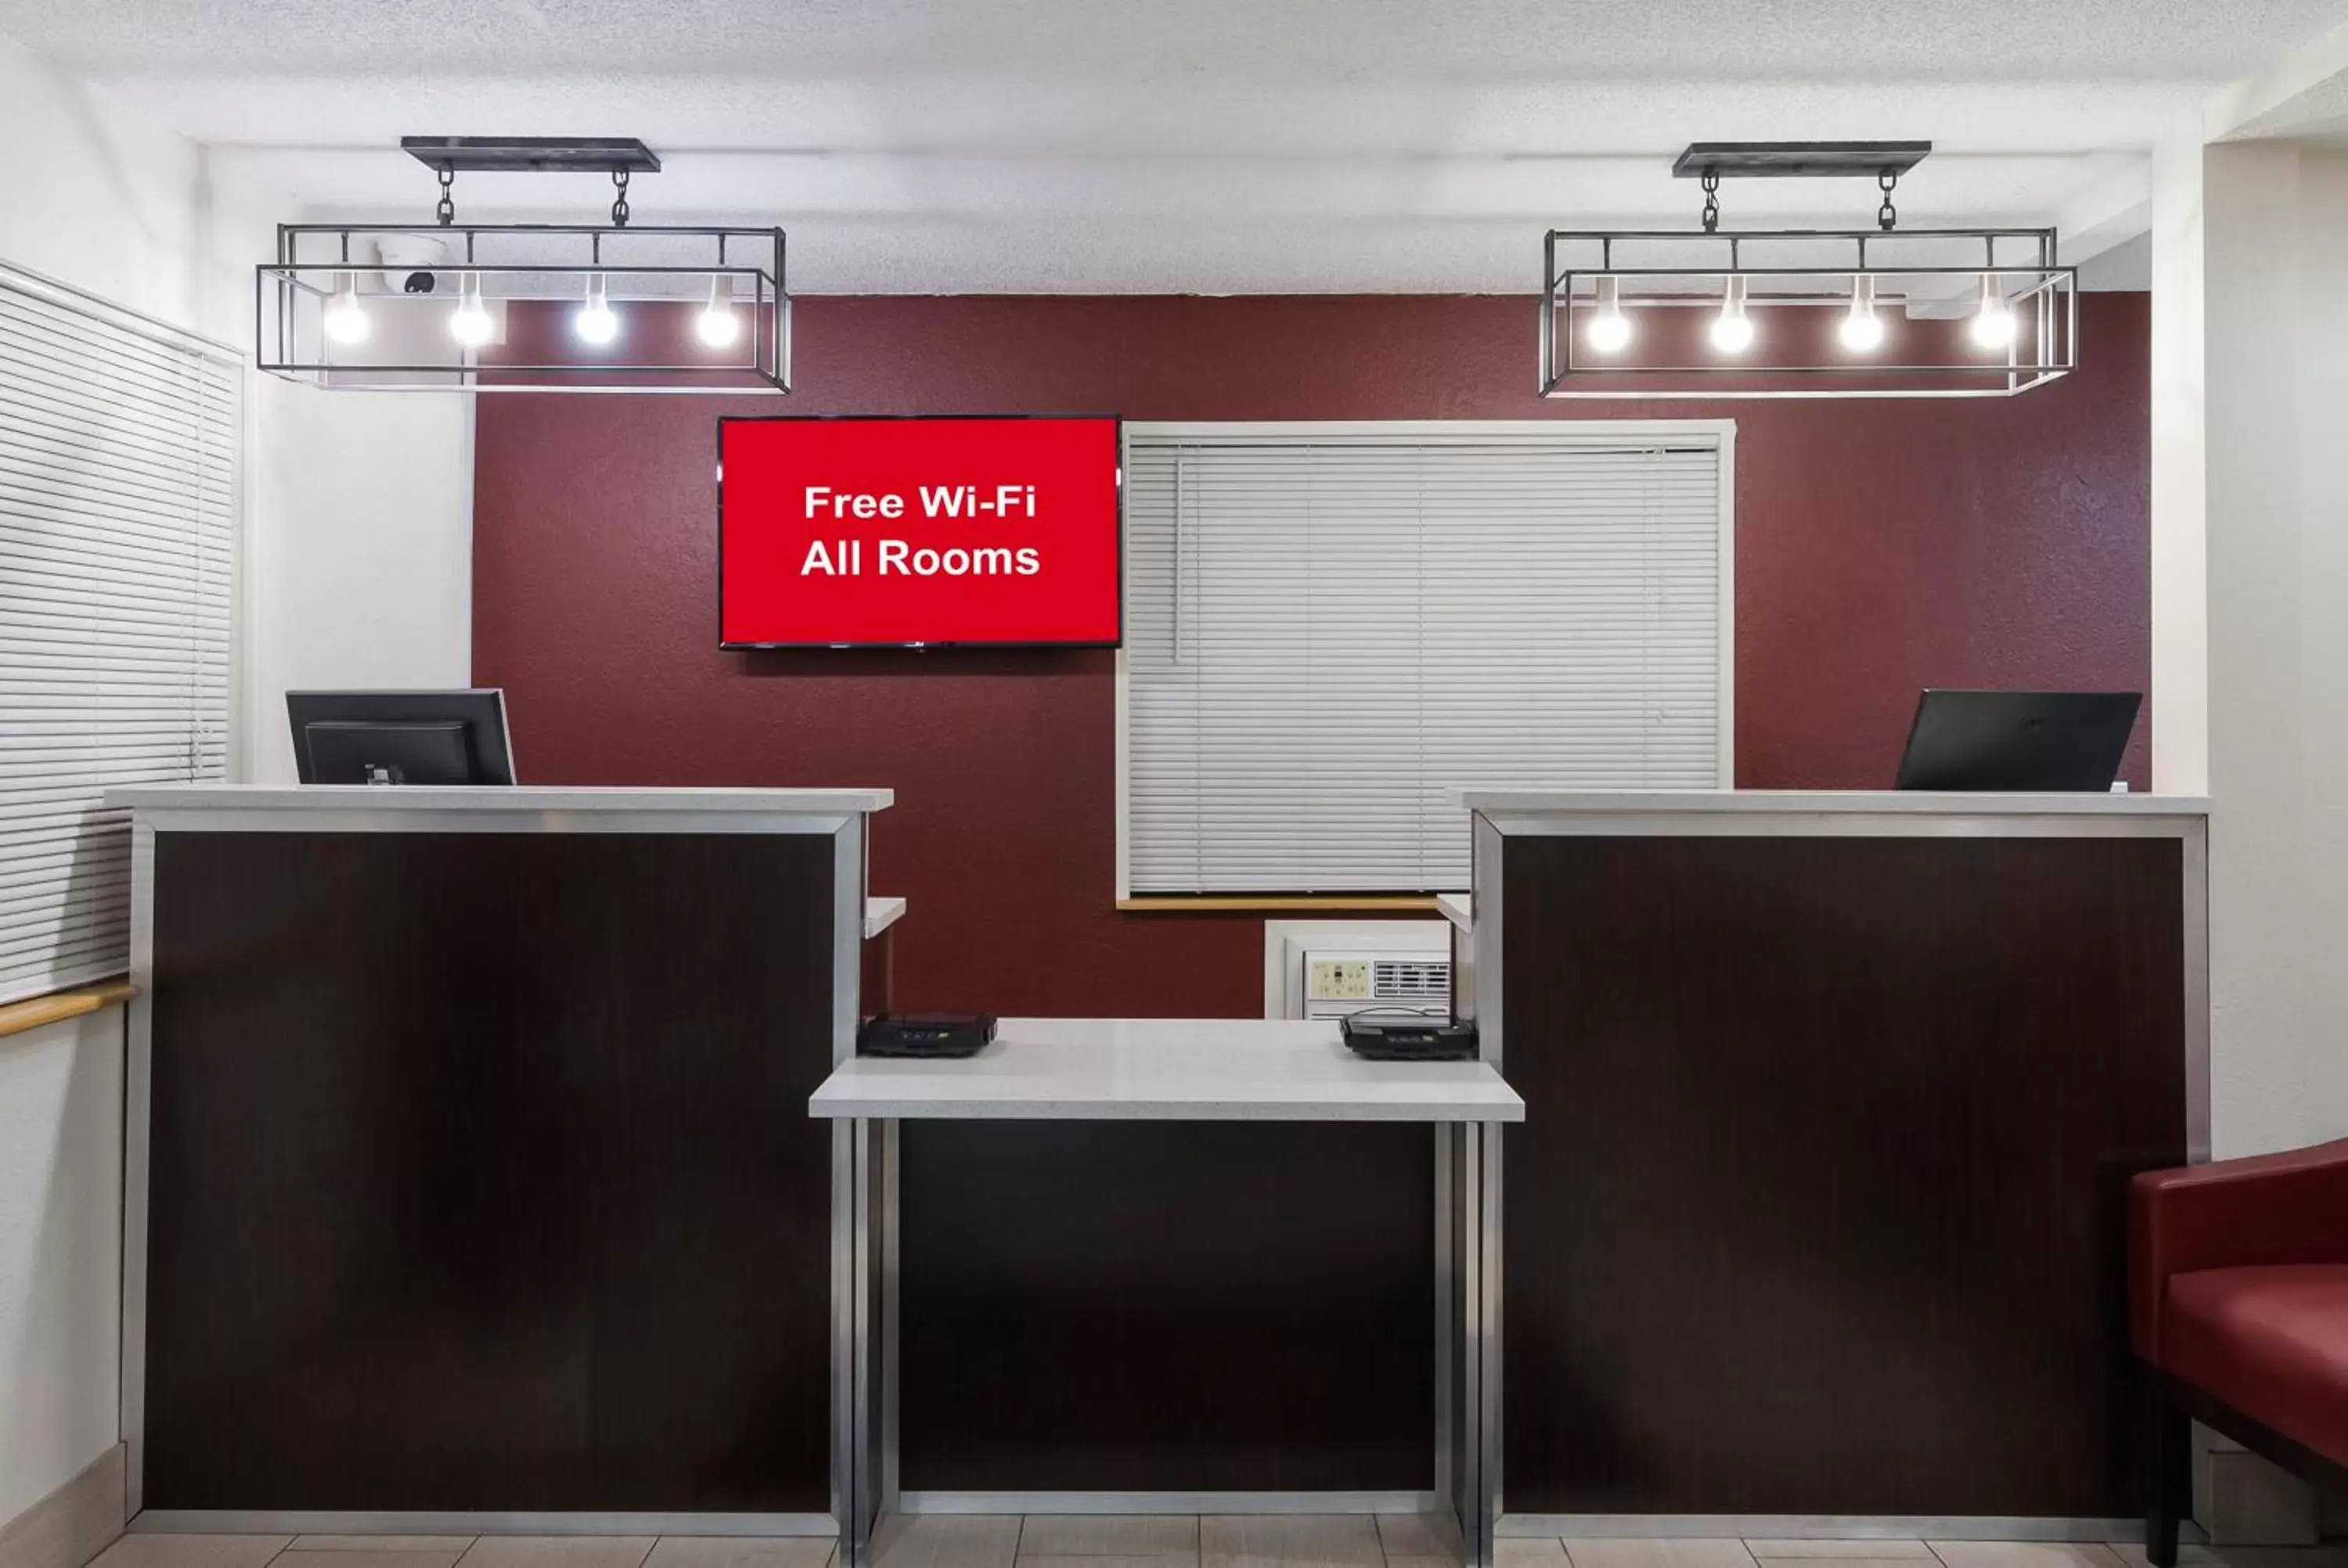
[796,484,1045,578]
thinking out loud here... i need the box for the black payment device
[1340,1012,1480,1062]
[859,1012,999,1059]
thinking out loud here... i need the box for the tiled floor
[85,1525,2348,1568]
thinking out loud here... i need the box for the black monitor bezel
[286,689,517,786]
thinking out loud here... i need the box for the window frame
[1113,419,1736,904]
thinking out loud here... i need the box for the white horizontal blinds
[0,272,237,1003]
[1126,430,1724,894]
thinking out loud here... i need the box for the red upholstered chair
[2131,1138,2348,1566]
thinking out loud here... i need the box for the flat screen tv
[718,414,1123,649]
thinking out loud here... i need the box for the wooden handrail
[0,980,137,1042]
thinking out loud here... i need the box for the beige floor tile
[645,1541,837,1568]
[1201,1516,1384,1568]
[275,1552,463,1568]
[873,1517,1024,1568]
[457,1539,654,1568]
[1746,1547,1935,1561]
[1926,1546,2127,1568]
[1377,1516,1463,1565]
[2099,1550,2215,1568]
[293,1543,474,1555]
[2105,1551,2347,1568]
[1021,1518,1198,1558]
[90,1536,292,1568]
[1565,1541,1757,1568]
[1496,1543,1572,1568]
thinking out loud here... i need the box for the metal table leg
[840,1117,895,1568]
[1439,1123,1500,1568]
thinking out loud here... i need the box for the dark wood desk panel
[1500,833,2186,1517]
[899,1119,1436,1493]
[142,829,836,1512]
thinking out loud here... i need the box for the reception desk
[110,785,891,1534]
[108,782,2209,1552]
[1455,790,2209,1536]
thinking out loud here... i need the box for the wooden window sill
[1117,895,1442,913]
[0,980,137,1042]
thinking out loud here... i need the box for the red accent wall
[473,293,2151,1018]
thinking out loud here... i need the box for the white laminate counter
[810,1016,1522,1124]
[1455,788,2206,819]
[110,784,895,815]
[863,896,908,937]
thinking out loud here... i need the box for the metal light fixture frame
[1541,228,2076,400]
[1540,142,2078,400]
[257,137,792,394]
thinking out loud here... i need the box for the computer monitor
[1894,689,2140,792]
[286,690,517,786]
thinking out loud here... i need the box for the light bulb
[1709,275,1755,354]
[1586,275,1633,354]
[322,271,369,345]
[1970,274,2015,350]
[449,273,494,348]
[574,274,620,346]
[696,274,740,349]
[1838,274,1885,354]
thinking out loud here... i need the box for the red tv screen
[718,415,1123,648]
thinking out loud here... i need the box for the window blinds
[1123,426,1727,894]
[0,268,237,1005]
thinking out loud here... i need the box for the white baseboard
[0,1447,126,1568]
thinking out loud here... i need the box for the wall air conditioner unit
[1299,949,1451,1022]
[1264,919,1452,1021]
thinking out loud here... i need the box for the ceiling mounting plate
[400,136,663,175]
[1672,141,1932,181]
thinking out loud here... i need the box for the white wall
[202,161,477,782]
[0,35,225,339]
[243,376,474,782]
[2200,140,2348,1157]
[2149,132,2209,798]
[0,34,470,1529]
[0,34,477,789]
[0,38,192,1531]
[0,1010,125,1525]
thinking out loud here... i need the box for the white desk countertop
[110,784,895,815]
[811,1016,1522,1124]
[863,896,907,938]
[1453,788,2207,817]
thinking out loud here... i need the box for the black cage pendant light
[258,137,790,394]
[1540,142,2076,399]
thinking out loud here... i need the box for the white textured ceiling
[9,0,2342,291]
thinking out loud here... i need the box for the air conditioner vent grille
[1373,959,1448,1002]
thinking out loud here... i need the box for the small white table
[813,1016,1519,1122]
[811,1018,1520,1568]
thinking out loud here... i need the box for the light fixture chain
[1877,169,1899,232]
[1701,169,1720,234]
[611,169,631,228]
[436,167,456,227]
